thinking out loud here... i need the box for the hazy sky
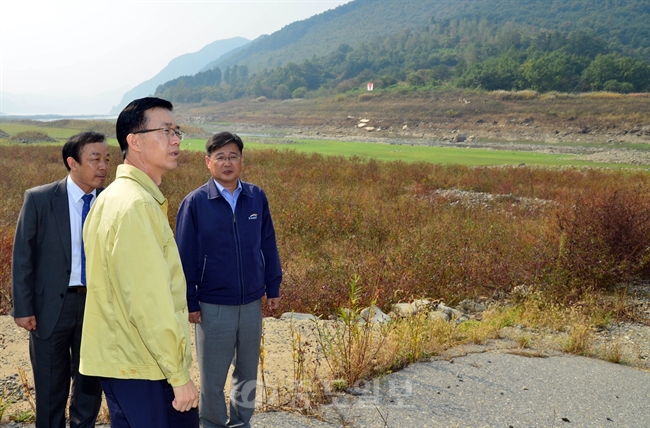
[0,0,351,114]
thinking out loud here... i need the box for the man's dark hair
[206,132,244,156]
[116,97,173,159]
[62,131,106,171]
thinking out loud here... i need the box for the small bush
[10,132,57,143]
[579,91,624,99]
[491,90,538,100]
[357,93,374,102]
[292,87,307,99]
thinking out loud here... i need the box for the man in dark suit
[12,131,109,428]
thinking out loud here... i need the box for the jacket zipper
[199,255,207,284]
[233,210,245,305]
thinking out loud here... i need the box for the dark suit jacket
[11,178,101,340]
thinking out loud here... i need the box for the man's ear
[126,133,140,153]
[66,156,78,171]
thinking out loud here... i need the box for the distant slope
[110,37,250,114]
[204,0,650,73]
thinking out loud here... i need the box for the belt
[67,287,87,294]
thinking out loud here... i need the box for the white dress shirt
[66,175,97,286]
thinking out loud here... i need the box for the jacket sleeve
[176,195,201,312]
[11,190,37,318]
[260,191,282,298]
[111,202,190,386]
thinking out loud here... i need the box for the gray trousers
[196,299,262,428]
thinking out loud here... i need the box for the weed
[561,323,592,355]
[604,340,623,364]
[10,410,35,423]
[314,275,390,387]
[0,389,16,422]
[17,367,35,416]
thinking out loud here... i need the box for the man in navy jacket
[176,132,282,428]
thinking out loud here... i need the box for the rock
[392,303,417,318]
[359,119,370,123]
[365,127,375,131]
[357,123,367,128]
[428,311,451,322]
[280,312,317,321]
[360,305,391,324]
[437,303,464,320]
[413,299,433,312]
[454,134,467,142]
[456,299,486,313]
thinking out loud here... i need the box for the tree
[274,84,291,100]
[581,53,650,92]
[520,51,586,92]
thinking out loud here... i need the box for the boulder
[436,303,464,320]
[428,310,451,322]
[280,312,317,321]
[391,302,417,318]
[360,305,391,324]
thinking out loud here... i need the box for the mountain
[154,0,650,102]
[203,0,650,75]
[110,37,250,114]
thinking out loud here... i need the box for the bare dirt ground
[0,315,322,425]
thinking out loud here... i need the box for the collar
[213,178,242,196]
[116,164,167,208]
[207,178,252,200]
[66,175,96,202]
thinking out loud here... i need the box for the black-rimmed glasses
[132,127,185,141]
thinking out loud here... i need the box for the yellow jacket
[80,164,192,387]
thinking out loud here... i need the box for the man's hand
[172,380,199,412]
[189,311,201,324]
[15,316,37,331]
[267,297,280,311]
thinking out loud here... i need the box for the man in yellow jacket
[80,97,198,427]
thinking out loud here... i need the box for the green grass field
[1,120,646,169]
[183,136,644,169]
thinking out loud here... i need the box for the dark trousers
[29,292,103,428]
[100,378,199,428]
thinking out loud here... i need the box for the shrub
[291,87,307,99]
[491,90,538,100]
[578,91,624,99]
[554,186,650,296]
[357,93,373,102]
[10,132,57,143]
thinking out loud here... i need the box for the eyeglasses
[211,155,242,163]
[132,127,185,141]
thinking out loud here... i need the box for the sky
[0,0,352,115]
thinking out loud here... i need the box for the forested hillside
[156,0,650,103]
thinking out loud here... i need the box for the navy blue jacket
[175,179,282,311]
